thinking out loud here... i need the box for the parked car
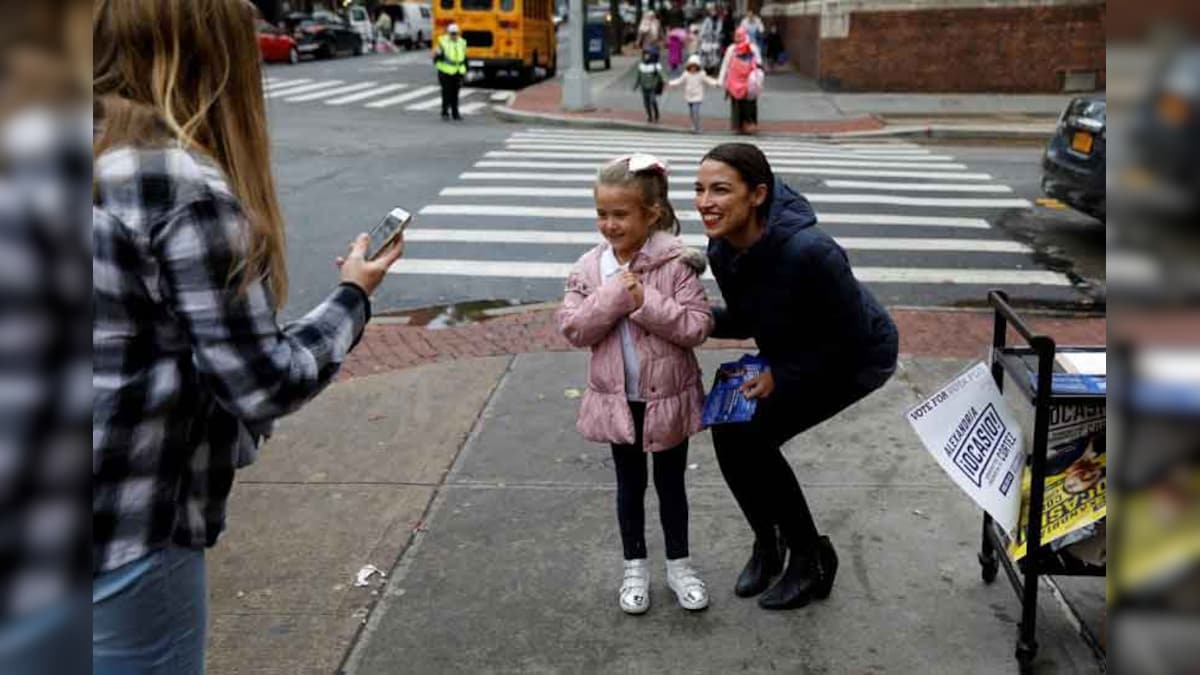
[346,4,375,47]
[1042,96,1106,221]
[380,3,432,50]
[1128,47,1200,222]
[256,19,299,64]
[286,11,364,59]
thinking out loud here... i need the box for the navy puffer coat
[707,178,899,402]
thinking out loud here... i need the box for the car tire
[546,55,557,78]
[353,39,363,56]
[604,55,611,70]
[288,47,299,64]
[416,31,424,48]
[320,41,334,59]
[404,37,414,51]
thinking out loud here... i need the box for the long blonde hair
[93,0,288,308]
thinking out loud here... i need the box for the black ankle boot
[734,535,785,598]
[758,540,820,610]
[813,535,838,600]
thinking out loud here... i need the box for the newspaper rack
[979,291,1106,674]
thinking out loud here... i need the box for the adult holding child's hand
[696,143,899,611]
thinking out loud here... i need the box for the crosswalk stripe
[437,186,1031,208]
[406,88,477,111]
[284,81,378,102]
[502,143,952,162]
[822,180,1013,193]
[325,83,408,105]
[484,151,969,170]
[458,101,489,115]
[508,133,932,155]
[263,78,312,91]
[472,161,995,181]
[404,228,1032,253]
[266,80,345,98]
[418,204,992,228]
[459,171,1004,185]
[385,259,1070,286]
[364,84,440,108]
[517,128,924,150]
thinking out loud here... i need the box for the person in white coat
[668,54,721,133]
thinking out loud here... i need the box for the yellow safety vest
[435,35,467,76]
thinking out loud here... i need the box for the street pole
[562,0,594,111]
[564,0,597,111]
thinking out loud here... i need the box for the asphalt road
[264,51,1105,321]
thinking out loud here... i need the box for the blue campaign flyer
[702,354,770,426]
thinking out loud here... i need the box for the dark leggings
[712,374,892,550]
[641,88,660,121]
[611,402,689,561]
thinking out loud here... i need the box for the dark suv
[1042,96,1106,221]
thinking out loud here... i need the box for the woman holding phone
[695,143,899,610]
[92,1,404,672]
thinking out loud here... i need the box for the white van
[345,5,374,47]
[381,3,433,51]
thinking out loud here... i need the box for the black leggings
[611,402,689,561]
[712,375,892,550]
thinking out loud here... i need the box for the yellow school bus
[432,0,557,82]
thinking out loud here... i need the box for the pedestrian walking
[739,9,765,61]
[666,25,689,74]
[636,10,663,50]
[718,27,763,134]
[698,3,724,75]
[667,54,720,133]
[633,47,665,123]
[92,1,406,672]
[695,143,899,610]
[765,23,784,72]
[433,23,467,121]
[374,10,393,51]
[556,153,713,616]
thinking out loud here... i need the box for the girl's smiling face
[594,184,657,262]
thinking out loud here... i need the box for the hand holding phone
[336,207,410,296]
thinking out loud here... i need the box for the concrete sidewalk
[205,347,1106,674]
[495,54,1075,139]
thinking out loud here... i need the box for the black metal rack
[979,291,1106,673]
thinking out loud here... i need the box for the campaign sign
[906,362,1025,533]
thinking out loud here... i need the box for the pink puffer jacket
[556,232,713,452]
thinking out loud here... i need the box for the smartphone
[365,207,412,261]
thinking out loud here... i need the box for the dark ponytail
[701,143,774,219]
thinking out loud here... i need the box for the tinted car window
[501,0,515,10]
[350,7,367,21]
[462,0,493,9]
[440,0,454,9]
[421,7,432,18]
[1068,99,1107,123]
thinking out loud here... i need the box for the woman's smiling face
[694,159,767,243]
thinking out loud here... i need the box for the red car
[257,20,300,64]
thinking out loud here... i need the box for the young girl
[633,46,665,123]
[556,154,713,614]
[668,54,721,133]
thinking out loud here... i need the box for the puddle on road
[376,299,546,328]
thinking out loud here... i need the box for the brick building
[761,0,1105,93]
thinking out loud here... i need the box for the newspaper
[1006,400,1106,561]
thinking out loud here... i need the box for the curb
[491,104,1053,141]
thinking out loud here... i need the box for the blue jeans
[688,102,703,132]
[93,546,207,675]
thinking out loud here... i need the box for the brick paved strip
[339,307,1105,381]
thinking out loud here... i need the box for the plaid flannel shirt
[0,108,90,619]
[93,145,369,574]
